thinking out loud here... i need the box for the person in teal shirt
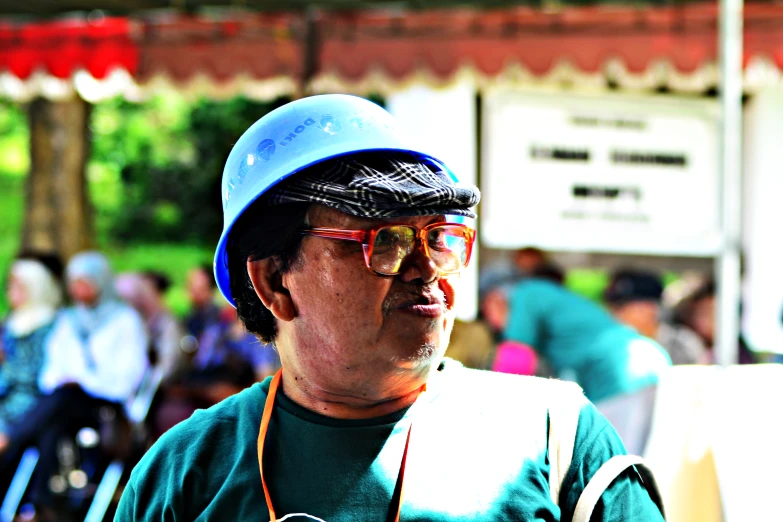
[505,277,671,454]
[116,95,664,521]
[119,360,661,522]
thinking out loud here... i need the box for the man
[183,264,222,345]
[116,95,664,521]
[504,272,671,455]
[604,269,664,340]
[605,269,708,366]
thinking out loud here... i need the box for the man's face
[187,269,214,309]
[277,205,459,401]
[691,295,715,345]
[611,300,660,339]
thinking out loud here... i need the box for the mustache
[382,284,447,318]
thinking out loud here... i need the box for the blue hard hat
[214,94,459,306]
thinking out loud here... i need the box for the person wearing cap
[504,269,672,456]
[116,95,664,521]
[604,270,664,341]
[605,270,710,366]
[184,264,222,346]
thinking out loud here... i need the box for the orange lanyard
[257,369,422,522]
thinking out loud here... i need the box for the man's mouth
[395,294,447,318]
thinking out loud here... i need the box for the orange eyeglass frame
[301,222,476,276]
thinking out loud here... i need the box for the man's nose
[398,243,439,284]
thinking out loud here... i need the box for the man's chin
[391,342,444,371]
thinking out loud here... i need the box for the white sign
[481,89,721,256]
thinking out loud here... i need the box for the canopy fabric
[1,3,782,102]
[0,16,139,101]
[312,3,783,95]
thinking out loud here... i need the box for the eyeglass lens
[370,225,469,275]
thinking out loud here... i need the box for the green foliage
[0,101,28,178]
[0,176,25,313]
[91,94,288,244]
[564,268,609,303]
[0,169,212,316]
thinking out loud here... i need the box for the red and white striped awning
[2,2,783,102]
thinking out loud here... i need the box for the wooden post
[22,97,94,262]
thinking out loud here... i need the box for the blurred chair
[0,447,39,522]
[84,365,164,522]
[0,366,164,522]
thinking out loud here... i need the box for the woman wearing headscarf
[38,252,149,400]
[0,252,148,518]
[0,257,62,452]
[115,271,184,380]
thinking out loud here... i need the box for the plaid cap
[263,151,480,218]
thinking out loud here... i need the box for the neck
[7,305,56,336]
[279,373,425,420]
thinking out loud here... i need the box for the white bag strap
[572,455,665,522]
[547,384,583,505]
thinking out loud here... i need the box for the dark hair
[673,279,715,326]
[142,270,172,295]
[604,269,663,305]
[226,202,310,343]
[531,262,566,286]
[16,249,64,282]
[195,263,217,289]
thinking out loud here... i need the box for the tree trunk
[22,97,94,263]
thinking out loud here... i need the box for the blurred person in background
[669,278,754,365]
[195,305,281,385]
[478,266,518,336]
[154,305,279,436]
[479,264,563,377]
[0,255,62,457]
[0,252,148,519]
[606,269,710,365]
[446,263,550,371]
[514,247,549,276]
[142,269,172,298]
[504,275,671,455]
[183,265,221,352]
[443,267,514,370]
[530,261,566,286]
[116,271,184,380]
[670,279,716,362]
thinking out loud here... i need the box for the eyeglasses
[302,222,476,276]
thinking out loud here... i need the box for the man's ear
[247,258,296,322]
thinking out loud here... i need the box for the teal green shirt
[505,280,671,402]
[116,362,664,521]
